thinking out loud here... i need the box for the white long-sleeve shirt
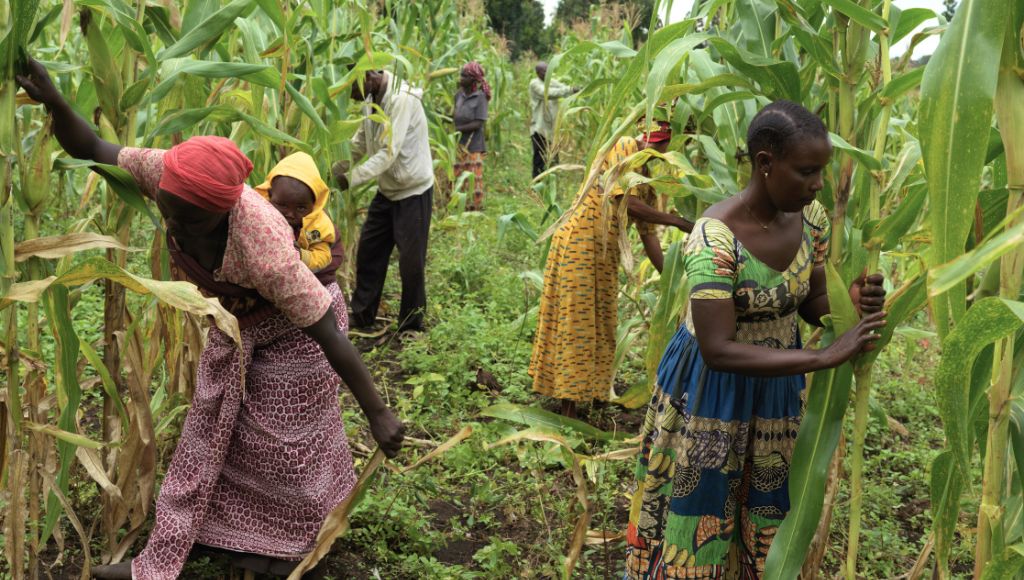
[349,72,434,201]
[529,77,575,141]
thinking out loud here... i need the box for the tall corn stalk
[2,0,41,576]
[918,0,1015,575]
[845,0,893,575]
[975,7,1024,574]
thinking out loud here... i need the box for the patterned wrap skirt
[454,147,485,211]
[624,325,802,579]
[133,283,355,579]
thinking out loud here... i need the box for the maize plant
[2,0,1024,577]
[515,0,1023,577]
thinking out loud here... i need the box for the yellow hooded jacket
[255,152,337,272]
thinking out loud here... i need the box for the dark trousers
[351,187,432,331]
[531,132,549,178]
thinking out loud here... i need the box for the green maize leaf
[144,5,178,46]
[39,285,82,545]
[883,141,923,196]
[496,212,538,244]
[1012,397,1024,498]
[79,0,156,65]
[642,241,688,402]
[311,77,340,119]
[697,91,758,123]
[774,0,841,77]
[79,335,128,427]
[4,0,41,64]
[824,0,887,32]
[919,0,1007,336]
[880,67,925,101]
[148,60,276,104]
[585,19,696,167]
[612,315,644,379]
[150,104,232,135]
[120,77,153,111]
[706,37,802,101]
[660,74,755,102]
[598,40,638,58]
[892,7,938,43]
[866,183,927,252]
[935,298,1024,485]
[765,329,853,580]
[25,2,59,47]
[980,545,1024,580]
[24,422,101,450]
[931,449,965,571]
[84,9,123,125]
[157,0,255,60]
[829,132,883,171]
[255,0,285,30]
[646,33,713,125]
[87,162,162,230]
[151,105,307,150]
[929,214,1024,296]
[181,0,219,31]
[480,403,627,442]
[547,40,635,81]
[285,82,328,133]
[825,261,858,333]
[734,0,776,56]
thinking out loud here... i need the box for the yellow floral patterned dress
[529,136,656,402]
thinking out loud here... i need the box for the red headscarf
[159,136,254,212]
[462,61,492,101]
[640,120,672,144]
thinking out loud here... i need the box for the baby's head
[268,176,315,229]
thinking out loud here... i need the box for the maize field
[0,0,1022,578]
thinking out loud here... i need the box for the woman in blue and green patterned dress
[624,101,888,578]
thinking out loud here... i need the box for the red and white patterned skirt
[133,283,355,579]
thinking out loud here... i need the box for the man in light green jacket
[528,61,578,178]
[334,70,434,334]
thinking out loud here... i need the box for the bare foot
[91,560,132,579]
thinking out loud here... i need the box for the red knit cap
[159,136,254,212]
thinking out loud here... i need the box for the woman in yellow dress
[529,122,694,418]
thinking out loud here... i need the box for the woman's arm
[16,59,121,165]
[691,298,886,377]
[455,119,484,133]
[626,196,693,232]
[641,232,665,273]
[302,310,404,457]
[799,266,829,326]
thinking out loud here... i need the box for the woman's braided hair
[738,100,829,164]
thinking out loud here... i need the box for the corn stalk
[844,0,893,575]
[918,0,1014,574]
[975,7,1024,574]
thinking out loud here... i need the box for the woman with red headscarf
[17,59,404,579]
[452,61,491,211]
[529,120,696,419]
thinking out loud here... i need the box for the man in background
[334,69,434,336]
[528,61,579,178]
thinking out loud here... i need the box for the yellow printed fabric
[255,152,337,272]
[529,136,656,402]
